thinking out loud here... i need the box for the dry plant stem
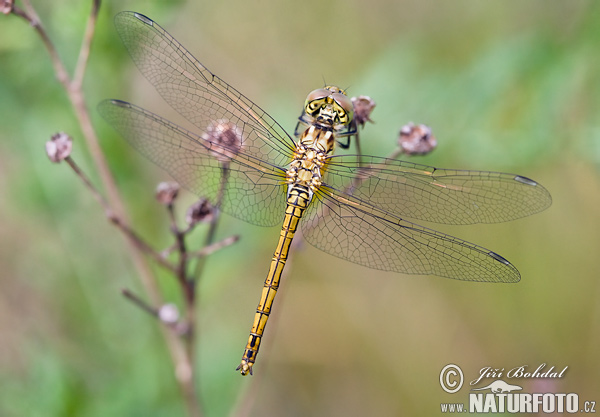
[14,2,150,288]
[64,156,202,416]
[122,288,159,317]
[387,147,403,161]
[121,289,191,334]
[12,4,202,415]
[121,284,198,408]
[13,3,69,85]
[354,128,363,166]
[64,156,178,275]
[72,0,100,90]
[190,235,239,258]
[166,204,195,308]
[193,164,230,279]
[347,145,403,192]
[13,1,124,227]
[112,216,179,275]
[15,0,157,307]
[165,204,201,417]
[162,242,178,257]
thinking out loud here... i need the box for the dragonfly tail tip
[237,360,253,376]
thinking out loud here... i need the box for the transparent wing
[302,184,521,282]
[98,100,287,227]
[324,155,552,225]
[113,11,296,168]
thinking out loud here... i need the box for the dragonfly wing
[98,99,287,227]
[302,184,520,282]
[324,155,552,225]
[113,11,295,168]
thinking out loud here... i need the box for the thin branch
[122,289,187,334]
[111,217,179,274]
[161,242,179,258]
[63,155,179,275]
[17,0,165,320]
[190,235,240,258]
[122,288,159,317]
[193,165,230,279]
[12,0,126,222]
[353,128,363,166]
[387,147,404,161]
[12,3,203,415]
[164,205,201,417]
[166,203,195,308]
[72,0,101,90]
[12,4,69,87]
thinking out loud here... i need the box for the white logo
[471,379,522,393]
[439,364,463,394]
[439,363,596,414]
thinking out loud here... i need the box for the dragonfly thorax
[286,125,333,191]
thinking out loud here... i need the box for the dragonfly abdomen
[237,184,312,376]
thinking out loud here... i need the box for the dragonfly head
[304,86,354,128]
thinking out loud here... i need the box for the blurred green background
[1,0,599,416]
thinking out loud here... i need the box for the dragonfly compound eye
[331,93,354,125]
[306,88,330,102]
[305,88,331,117]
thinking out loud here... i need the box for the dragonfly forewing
[113,11,296,167]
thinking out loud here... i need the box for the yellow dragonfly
[99,12,552,376]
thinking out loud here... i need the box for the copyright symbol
[440,364,463,393]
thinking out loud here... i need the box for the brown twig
[190,235,240,258]
[122,288,160,317]
[13,3,203,415]
[63,155,179,274]
[386,147,404,161]
[346,121,437,192]
[12,1,125,221]
[64,151,202,414]
[112,216,179,275]
[161,242,179,258]
[13,2,69,86]
[169,216,201,417]
[193,165,230,279]
[353,127,363,166]
[72,0,100,91]
[121,289,186,332]
[166,203,195,309]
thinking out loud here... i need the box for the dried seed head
[155,181,180,205]
[158,303,179,324]
[46,132,73,163]
[351,96,376,127]
[1,0,14,15]
[203,120,243,163]
[186,198,215,225]
[398,122,437,156]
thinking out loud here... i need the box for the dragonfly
[98,11,552,376]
